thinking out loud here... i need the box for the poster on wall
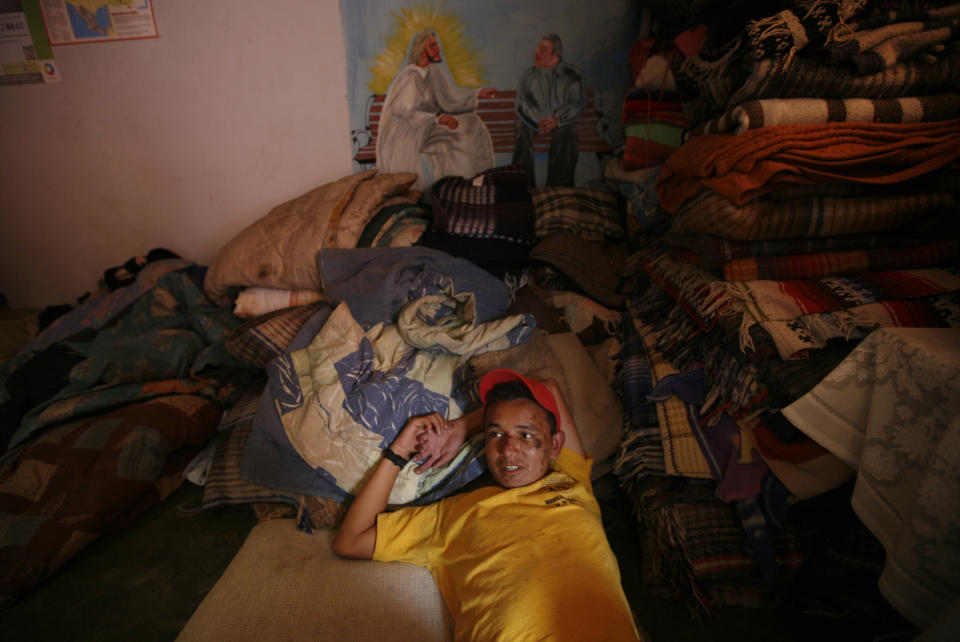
[0,0,58,84]
[340,0,638,190]
[39,0,157,45]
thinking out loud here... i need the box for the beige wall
[0,0,352,309]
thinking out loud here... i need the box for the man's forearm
[331,449,407,560]
[332,413,447,559]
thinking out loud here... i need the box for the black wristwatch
[382,447,409,468]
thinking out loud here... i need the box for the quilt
[0,394,221,604]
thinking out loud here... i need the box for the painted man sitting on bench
[333,369,641,641]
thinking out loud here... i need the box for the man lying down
[333,368,642,641]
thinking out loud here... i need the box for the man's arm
[331,413,447,560]
[541,378,584,456]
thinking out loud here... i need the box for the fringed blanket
[656,119,960,211]
[672,49,960,127]
[668,187,955,241]
[612,331,667,484]
[661,228,951,272]
[629,315,712,479]
[690,93,960,136]
[726,267,960,358]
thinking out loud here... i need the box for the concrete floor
[2,477,916,641]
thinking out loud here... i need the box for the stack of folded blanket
[610,0,960,620]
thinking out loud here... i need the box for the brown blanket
[657,119,960,211]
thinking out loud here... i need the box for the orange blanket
[657,119,960,212]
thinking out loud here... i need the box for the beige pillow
[204,171,417,305]
[466,331,624,476]
[176,519,453,642]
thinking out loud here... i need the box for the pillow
[175,519,453,642]
[225,301,330,369]
[466,330,624,476]
[232,287,326,318]
[532,187,624,241]
[203,171,417,305]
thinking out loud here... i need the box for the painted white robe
[376,64,494,191]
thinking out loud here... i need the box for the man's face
[423,35,442,63]
[534,39,557,68]
[484,398,563,488]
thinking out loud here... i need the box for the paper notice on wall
[39,0,157,44]
[0,2,58,85]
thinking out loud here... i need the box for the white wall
[0,0,352,309]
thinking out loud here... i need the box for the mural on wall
[342,0,639,190]
[377,28,497,191]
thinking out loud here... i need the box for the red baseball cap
[478,369,561,433]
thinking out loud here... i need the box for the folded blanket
[612,331,667,484]
[672,50,960,127]
[658,119,960,210]
[630,315,711,479]
[668,188,956,241]
[626,257,856,420]
[661,227,948,271]
[726,269,960,358]
[430,165,534,244]
[721,238,960,281]
[690,94,960,136]
[840,19,960,75]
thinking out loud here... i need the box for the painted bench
[352,88,615,168]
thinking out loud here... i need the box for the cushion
[466,331,624,476]
[203,171,417,305]
[175,519,453,642]
[532,187,624,241]
[225,301,330,369]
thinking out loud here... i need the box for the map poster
[0,0,59,85]
[39,0,157,45]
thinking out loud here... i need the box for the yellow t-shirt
[373,448,640,642]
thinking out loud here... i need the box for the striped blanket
[661,228,949,272]
[668,188,956,242]
[612,331,667,483]
[630,315,711,479]
[828,9,960,74]
[690,94,960,136]
[726,268,960,358]
[657,119,960,211]
[531,187,624,242]
[672,50,960,127]
[720,238,960,281]
[430,165,535,244]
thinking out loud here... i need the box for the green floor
[2,478,917,641]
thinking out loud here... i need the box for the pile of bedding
[609,0,960,623]
[0,260,257,605]
[196,167,631,530]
